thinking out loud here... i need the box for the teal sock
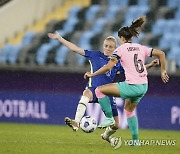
[98,96,113,118]
[127,116,139,140]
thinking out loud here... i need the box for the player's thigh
[124,99,137,112]
[98,83,120,97]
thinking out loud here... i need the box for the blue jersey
[84,50,124,87]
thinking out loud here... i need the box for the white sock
[75,96,90,124]
[103,127,116,140]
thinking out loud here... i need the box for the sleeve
[142,45,153,58]
[84,50,99,58]
[111,48,121,60]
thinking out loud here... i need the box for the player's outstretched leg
[95,88,115,128]
[101,126,121,149]
[101,126,116,140]
[75,95,89,124]
[64,117,79,131]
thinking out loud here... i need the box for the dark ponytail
[118,16,146,40]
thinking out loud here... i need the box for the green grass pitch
[0,123,179,154]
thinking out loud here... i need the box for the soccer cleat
[110,137,122,149]
[101,133,110,143]
[101,127,113,143]
[64,117,79,131]
[98,117,115,129]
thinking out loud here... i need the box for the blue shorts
[87,86,118,117]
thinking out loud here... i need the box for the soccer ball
[80,116,97,133]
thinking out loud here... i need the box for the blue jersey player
[48,32,124,130]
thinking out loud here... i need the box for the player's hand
[84,72,92,79]
[150,59,159,67]
[48,31,61,40]
[161,70,169,83]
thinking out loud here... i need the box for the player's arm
[48,31,85,56]
[151,49,169,83]
[145,59,159,69]
[84,57,118,79]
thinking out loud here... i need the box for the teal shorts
[116,81,148,103]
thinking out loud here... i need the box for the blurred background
[0,0,179,130]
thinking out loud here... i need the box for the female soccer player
[48,32,124,132]
[84,16,169,146]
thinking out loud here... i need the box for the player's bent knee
[124,109,135,118]
[83,89,93,100]
[95,87,105,98]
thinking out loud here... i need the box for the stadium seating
[0,44,12,64]
[137,0,149,6]
[23,31,36,45]
[124,5,149,25]
[36,39,59,65]
[85,4,101,21]
[108,0,129,7]
[79,31,94,49]
[104,6,119,20]
[151,19,167,35]
[8,45,23,64]
[55,46,69,65]
[167,0,180,8]
[175,8,180,19]
[168,45,180,67]
[0,0,180,69]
